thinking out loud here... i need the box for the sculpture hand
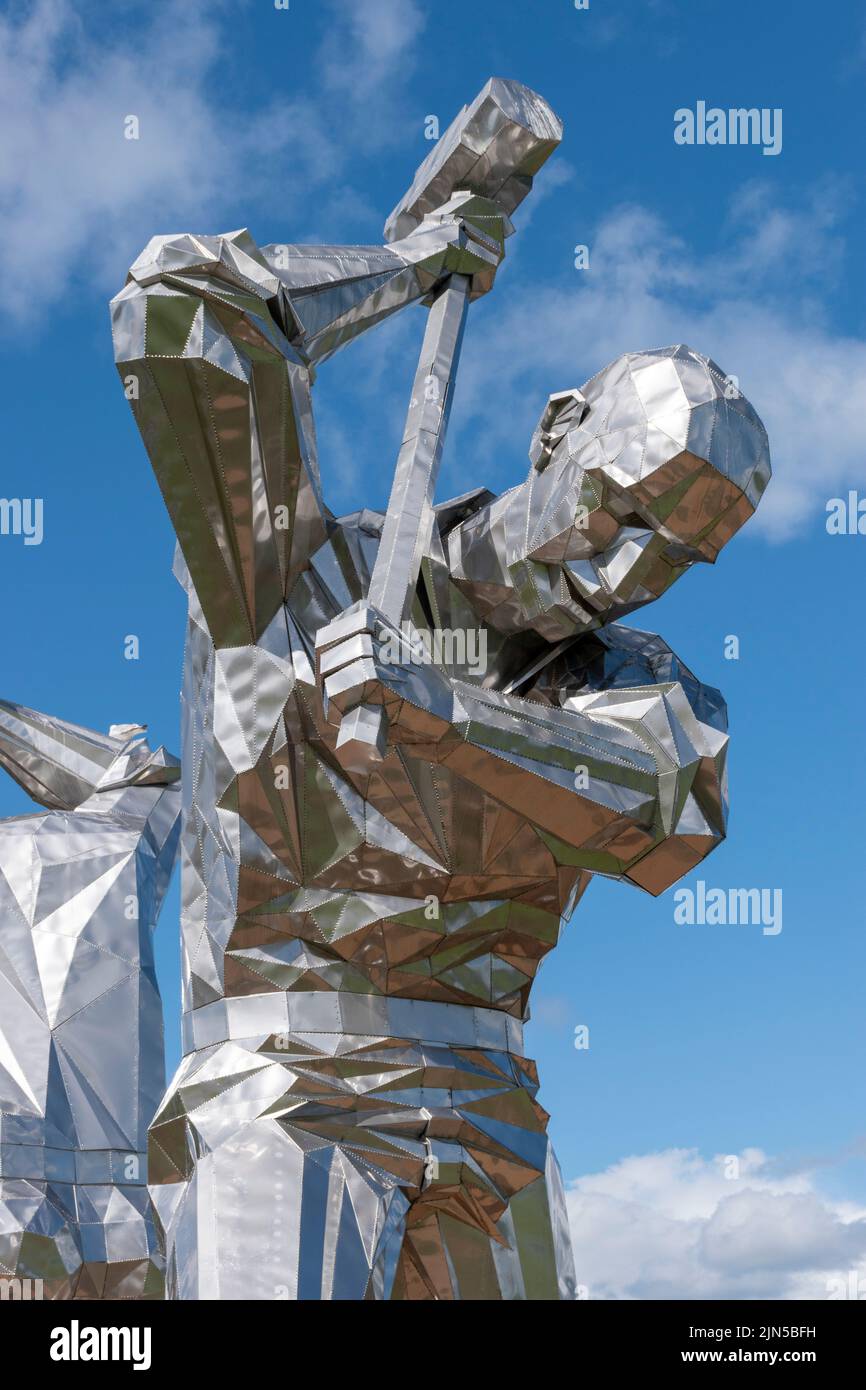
[397,192,509,300]
[315,603,454,775]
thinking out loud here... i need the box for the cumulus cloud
[453,186,866,540]
[566,1148,866,1299]
[320,0,425,111]
[0,0,425,320]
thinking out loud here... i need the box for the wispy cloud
[0,0,426,321]
[320,0,425,114]
[567,1147,866,1299]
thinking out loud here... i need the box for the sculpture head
[448,344,772,642]
[0,702,179,811]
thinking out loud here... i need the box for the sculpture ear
[530,389,588,473]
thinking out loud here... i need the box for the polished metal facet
[110,77,771,1300]
[0,706,180,1298]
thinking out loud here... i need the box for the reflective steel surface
[0,707,180,1298]
[109,78,770,1299]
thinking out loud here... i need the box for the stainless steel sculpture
[112,78,771,1300]
[0,705,180,1299]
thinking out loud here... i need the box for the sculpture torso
[113,230,743,1051]
[179,508,588,1025]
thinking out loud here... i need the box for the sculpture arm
[318,611,727,897]
[111,212,502,647]
[261,199,506,366]
[443,677,725,895]
[111,229,328,649]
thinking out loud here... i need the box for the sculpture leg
[0,1180,80,1299]
[0,1172,163,1300]
[392,1139,575,1300]
[149,999,576,1301]
[149,1042,409,1301]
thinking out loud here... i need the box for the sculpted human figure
[0,705,180,1299]
[111,80,770,1300]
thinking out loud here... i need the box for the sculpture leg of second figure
[0,1170,163,1299]
[148,1030,576,1300]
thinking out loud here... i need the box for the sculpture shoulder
[120,229,280,299]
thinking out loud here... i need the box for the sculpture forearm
[318,609,727,896]
[261,215,502,366]
[441,677,727,894]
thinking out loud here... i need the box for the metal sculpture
[112,78,770,1300]
[0,705,180,1299]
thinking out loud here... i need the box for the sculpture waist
[182,990,525,1056]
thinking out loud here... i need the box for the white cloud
[0,0,426,320]
[320,0,425,108]
[566,1148,866,1299]
[452,189,866,540]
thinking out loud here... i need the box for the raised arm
[111,228,328,649]
[111,210,503,649]
[267,71,561,366]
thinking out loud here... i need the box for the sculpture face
[110,80,770,1301]
[0,707,180,1299]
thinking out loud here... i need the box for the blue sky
[1,0,865,1297]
